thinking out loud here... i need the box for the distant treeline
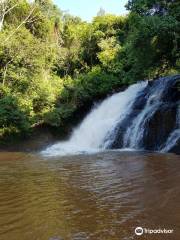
[0,0,179,141]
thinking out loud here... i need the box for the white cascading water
[42,81,147,156]
[161,129,180,152]
[123,78,169,149]
[161,106,180,152]
[123,94,161,149]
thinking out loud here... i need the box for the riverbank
[0,126,57,152]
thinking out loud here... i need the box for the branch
[26,15,41,24]
[0,1,19,31]
[2,59,12,86]
[4,3,18,15]
[3,6,36,44]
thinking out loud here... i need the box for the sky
[54,0,128,22]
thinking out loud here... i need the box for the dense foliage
[0,0,179,141]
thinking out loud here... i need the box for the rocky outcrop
[108,75,180,154]
[141,103,177,150]
[167,135,180,154]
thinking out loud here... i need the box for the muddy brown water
[0,151,180,240]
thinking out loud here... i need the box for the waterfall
[42,75,179,156]
[123,78,170,149]
[161,129,180,152]
[122,76,179,151]
[161,104,180,153]
[42,81,147,156]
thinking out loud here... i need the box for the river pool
[0,151,179,240]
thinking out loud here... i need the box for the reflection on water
[0,151,180,240]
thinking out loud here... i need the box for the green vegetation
[0,0,179,141]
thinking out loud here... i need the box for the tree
[126,0,179,16]
[97,7,106,17]
[0,0,19,31]
[98,37,120,68]
[123,0,179,81]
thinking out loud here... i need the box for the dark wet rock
[141,103,177,150]
[167,137,180,154]
[108,75,180,154]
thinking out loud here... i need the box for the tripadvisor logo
[135,227,143,236]
[135,227,174,236]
